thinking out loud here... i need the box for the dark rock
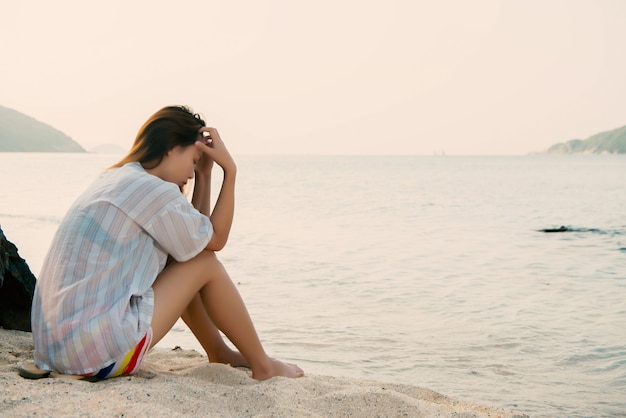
[540,226,569,233]
[0,226,36,331]
[539,226,611,234]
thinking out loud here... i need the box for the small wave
[0,213,62,224]
[556,345,626,369]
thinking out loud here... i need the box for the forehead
[180,145,202,159]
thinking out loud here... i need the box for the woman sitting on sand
[28,105,303,381]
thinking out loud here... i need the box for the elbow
[205,235,227,251]
[207,242,226,252]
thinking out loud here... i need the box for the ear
[166,145,181,156]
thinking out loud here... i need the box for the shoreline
[1,329,527,417]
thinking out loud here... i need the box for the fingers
[198,127,221,147]
[194,127,235,172]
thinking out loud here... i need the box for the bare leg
[181,293,249,367]
[150,250,303,379]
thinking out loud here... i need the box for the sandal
[18,363,51,379]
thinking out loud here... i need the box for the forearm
[207,168,236,250]
[191,172,212,216]
[193,126,237,250]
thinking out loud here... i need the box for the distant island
[0,105,85,152]
[3,103,626,155]
[547,124,626,154]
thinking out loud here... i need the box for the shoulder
[105,163,178,195]
[104,163,188,217]
[108,162,157,184]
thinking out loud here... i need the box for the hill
[0,106,85,152]
[547,124,626,154]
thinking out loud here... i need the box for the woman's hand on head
[195,131,214,176]
[195,127,236,174]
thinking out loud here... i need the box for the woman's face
[149,144,202,188]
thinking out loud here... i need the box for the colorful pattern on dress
[82,331,152,380]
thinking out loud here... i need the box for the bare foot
[251,358,304,380]
[209,345,250,369]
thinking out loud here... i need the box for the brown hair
[111,105,206,169]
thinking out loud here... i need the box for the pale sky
[1,0,626,155]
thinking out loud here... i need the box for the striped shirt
[32,162,212,374]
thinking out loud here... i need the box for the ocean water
[1,153,625,417]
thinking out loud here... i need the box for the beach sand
[1,329,527,417]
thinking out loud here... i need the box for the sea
[1,152,625,417]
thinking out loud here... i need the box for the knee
[194,249,221,268]
[199,249,217,260]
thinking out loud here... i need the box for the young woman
[28,105,303,380]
